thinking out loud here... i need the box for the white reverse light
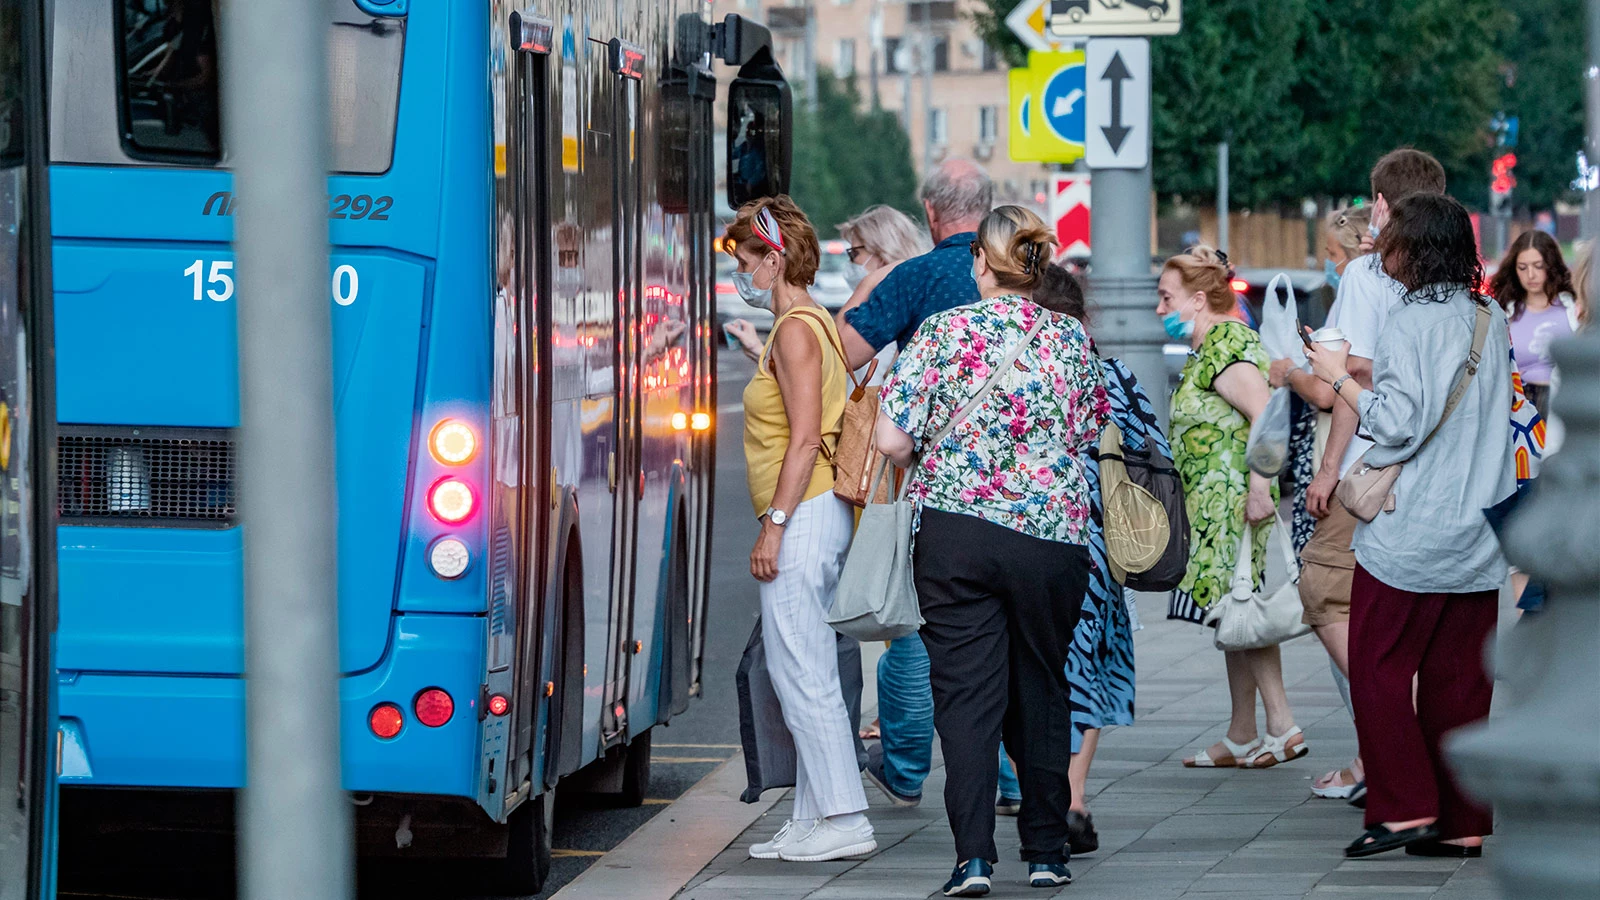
[429,538,470,579]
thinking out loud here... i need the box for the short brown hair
[725,195,821,287]
[974,205,1056,293]
[1162,245,1235,314]
[1035,263,1087,322]
[1370,149,1446,204]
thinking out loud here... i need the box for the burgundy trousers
[1349,564,1496,839]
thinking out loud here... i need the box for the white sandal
[1241,726,1309,768]
[1183,735,1262,768]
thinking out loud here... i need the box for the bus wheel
[618,729,651,808]
[494,789,555,894]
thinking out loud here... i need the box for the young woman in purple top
[1489,230,1582,415]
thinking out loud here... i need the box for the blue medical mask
[1324,258,1342,290]
[1162,310,1195,342]
[844,262,868,291]
[732,257,776,310]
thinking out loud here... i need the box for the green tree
[1498,0,1586,209]
[789,70,921,237]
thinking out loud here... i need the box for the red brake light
[488,694,510,716]
[1230,278,1250,293]
[369,703,404,739]
[414,689,454,728]
[428,479,475,523]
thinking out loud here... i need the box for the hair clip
[1025,242,1042,272]
[1214,249,1230,266]
[753,207,785,254]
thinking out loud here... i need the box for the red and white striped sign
[1051,174,1091,259]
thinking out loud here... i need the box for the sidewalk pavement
[673,613,1501,900]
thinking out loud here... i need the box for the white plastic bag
[1246,387,1293,477]
[1258,273,1307,367]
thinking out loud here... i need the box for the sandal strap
[1222,736,1262,758]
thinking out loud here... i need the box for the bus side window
[114,0,221,162]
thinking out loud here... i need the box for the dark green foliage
[790,70,922,237]
[972,0,1579,211]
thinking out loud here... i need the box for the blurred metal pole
[1215,141,1229,255]
[920,0,933,173]
[1088,167,1165,428]
[221,4,350,900]
[1445,1,1600,894]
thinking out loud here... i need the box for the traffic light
[1491,152,1518,196]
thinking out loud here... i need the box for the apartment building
[722,0,1053,209]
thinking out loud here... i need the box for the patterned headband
[753,207,785,255]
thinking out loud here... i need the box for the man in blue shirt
[834,159,993,811]
[837,158,995,368]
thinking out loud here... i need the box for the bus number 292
[186,260,361,307]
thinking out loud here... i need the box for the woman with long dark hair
[1307,194,1517,860]
[1488,230,1579,415]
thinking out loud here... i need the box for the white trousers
[758,492,868,821]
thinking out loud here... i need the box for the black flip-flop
[1345,823,1440,858]
[1406,839,1482,859]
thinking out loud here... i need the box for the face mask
[844,262,868,291]
[1324,258,1342,289]
[1162,310,1195,342]
[732,271,772,310]
[971,260,983,289]
[1368,222,1381,240]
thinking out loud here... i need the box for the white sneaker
[749,819,804,859]
[777,817,877,862]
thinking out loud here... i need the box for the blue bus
[47,1,791,890]
[0,1,58,898]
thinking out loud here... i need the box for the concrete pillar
[1088,166,1167,426]
[1444,5,1600,894]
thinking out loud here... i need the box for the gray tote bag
[827,459,921,641]
[827,314,1047,642]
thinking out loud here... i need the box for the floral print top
[880,295,1108,545]
[1169,320,1278,610]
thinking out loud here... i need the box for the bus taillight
[428,479,475,523]
[429,419,478,465]
[369,703,404,740]
[414,689,454,728]
[488,694,510,716]
[428,538,470,579]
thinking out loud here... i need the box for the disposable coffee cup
[1310,326,1346,347]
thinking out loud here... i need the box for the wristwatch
[762,507,789,527]
[1331,374,1354,396]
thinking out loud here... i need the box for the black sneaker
[862,743,921,807]
[943,859,993,897]
[995,796,1021,817]
[1067,810,1099,855]
[1028,862,1073,887]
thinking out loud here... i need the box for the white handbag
[1207,517,1311,651]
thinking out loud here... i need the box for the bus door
[600,37,644,747]
[0,1,57,897]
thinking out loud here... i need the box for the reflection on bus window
[0,1,19,166]
[118,0,219,161]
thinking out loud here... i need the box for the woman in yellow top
[729,196,874,863]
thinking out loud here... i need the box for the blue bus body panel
[57,614,482,793]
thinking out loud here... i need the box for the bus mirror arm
[710,14,773,69]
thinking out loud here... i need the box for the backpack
[1095,375,1190,593]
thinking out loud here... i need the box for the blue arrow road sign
[1042,60,1086,143]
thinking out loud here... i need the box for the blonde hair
[1162,245,1236,314]
[725,195,821,287]
[1324,207,1371,262]
[1573,239,1594,329]
[975,205,1056,293]
[838,205,932,265]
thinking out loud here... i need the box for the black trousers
[914,508,1090,865]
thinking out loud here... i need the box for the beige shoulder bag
[1336,298,1490,522]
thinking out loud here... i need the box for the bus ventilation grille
[58,426,236,527]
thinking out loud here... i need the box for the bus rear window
[97,0,403,172]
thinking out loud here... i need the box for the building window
[981,42,1000,71]
[884,37,903,74]
[883,35,947,74]
[836,39,856,77]
[978,106,998,144]
[929,108,948,146]
[931,36,949,72]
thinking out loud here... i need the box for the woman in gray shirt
[1307,194,1515,861]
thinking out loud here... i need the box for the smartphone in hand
[1295,315,1314,349]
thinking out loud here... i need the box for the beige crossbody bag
[1335,298,1490,522]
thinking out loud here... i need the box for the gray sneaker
[777,817,878,862]
[749,819,803,860]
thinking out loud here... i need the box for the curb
[549,751,780,900]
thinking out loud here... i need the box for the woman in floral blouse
[1160,246,1307,772]
[876,206,1108,896]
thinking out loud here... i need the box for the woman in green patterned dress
[1158,246,1308,771]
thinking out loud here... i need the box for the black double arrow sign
[1099,51,1133,154]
